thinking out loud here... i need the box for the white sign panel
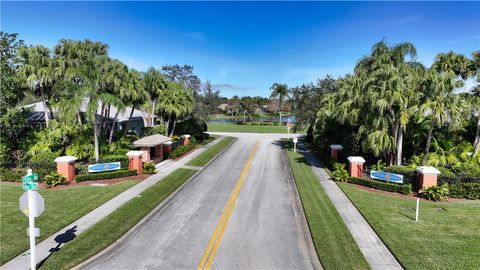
[19,191,45,217]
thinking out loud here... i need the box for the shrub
[349,177,412,195]
[75,170,136,183]
[420,184,449,202]
[175,118,207,141]
[169,143,197,159]
[143,163,156,174]
[100,155,129,168]
[30,151,58,165]
[0,168,27,182]
[331,163,349,182]
[44,172,67,188]
[142,126,167,137]
[386,165,417,188]
[448,183,480,199]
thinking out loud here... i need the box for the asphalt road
[81,132,318,270]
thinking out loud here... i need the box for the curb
[74,136,237,269]
[282,145,324,270]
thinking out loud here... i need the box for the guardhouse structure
[133,134,172,163]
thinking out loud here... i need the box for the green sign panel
[23,182,38,191]
[22,173,39,183]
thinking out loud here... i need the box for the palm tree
[53,39,121,162]
[270,83,290,124]
[121,69,147,137]
[159,81,194,137]
[418,69,464,164]
[144,67,166,127]
[18,45,56,127]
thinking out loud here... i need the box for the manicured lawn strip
[39,168,196,270]
[186,137,235,167]
[207,122,289,133]
[286,149,369,270]
[0,181,138,265]
[338,182,480,269]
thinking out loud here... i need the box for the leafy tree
[269,83,290,124]
[159,81,194,136]
[161,64,201,93]
[144,67,167,127]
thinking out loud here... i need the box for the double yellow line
[197,141,259,270]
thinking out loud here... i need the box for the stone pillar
[140,147,150,162]
[181,134,191,145]
[154,144,163,161]
[163,141,173,154]
[347,156,366,178]
[54,156,77,182]
[126,151,144,175]
[330,144,343,161]
[416,166,440,189]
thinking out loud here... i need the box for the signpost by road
[19,169,44,270]
[293,137,298,153]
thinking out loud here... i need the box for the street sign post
[293,137,298,153]
[18,169,43,270]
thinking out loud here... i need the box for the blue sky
[2,1,479,97]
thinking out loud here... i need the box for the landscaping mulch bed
[39,174,151,190]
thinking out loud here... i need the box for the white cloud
[456,78,478,93]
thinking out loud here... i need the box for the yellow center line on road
[197,140,260,270]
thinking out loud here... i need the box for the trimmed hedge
[100,155,129,168]
[385,165,417,188]
[169,143,197,159]
[75,170,136,183]
[448,183,480,199]
[349,177,412,195]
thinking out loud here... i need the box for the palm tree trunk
[243,111,246,123]
[151,100,156,127]
[94,119,100,163]
[123,107,135,136]
[77,112,83,125]
[169,113,177,137]
[395,128,403,165]
[108,110,120,144]
[422,125,435,165]
[279,98,282,124]
[473,117,480,157]
[40,94,50,128]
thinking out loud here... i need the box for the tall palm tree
[121,69,147,137]
[159,81,194,137]
[418,69,464,164]
[18,45,56,127]
[269,83,290,124]
[144,67,166,127]
[53,39,121,162]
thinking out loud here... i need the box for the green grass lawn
[186,137,235,167]
[338,182,480,269]
[286,147,370,269]
[208,122,292,133]
[0,180,138,265]
[39,168,196,270]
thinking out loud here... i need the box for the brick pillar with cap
[54,156,77,182]
[126,151,144,175]
[416,166,441,189]
[347,156,366,178]
[181,134,191,145]
[163,141,173,154]
[330,144,343,161]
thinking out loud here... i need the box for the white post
[415,198,420,222]
[27,169,36,270]
[293,137,298,153]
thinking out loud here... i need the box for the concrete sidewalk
[298,143,403,270]
[2,136,224,270]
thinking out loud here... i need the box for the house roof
[133,134,172,147]
[22,99,154,123]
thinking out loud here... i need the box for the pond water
[208,116,296,123]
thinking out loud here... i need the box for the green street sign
[22,182,38,191]
[22,173,39,183]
